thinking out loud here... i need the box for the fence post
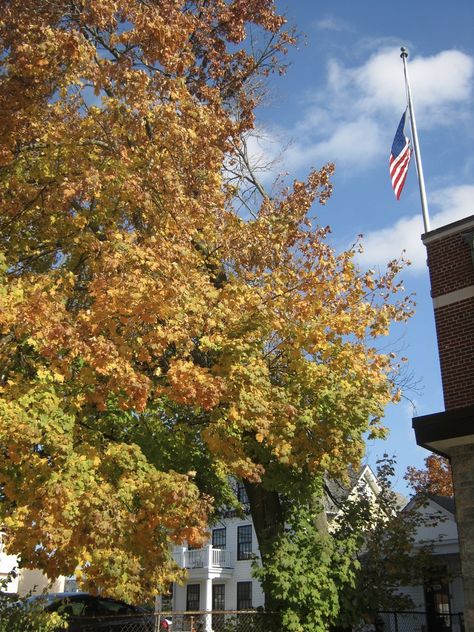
[393,611,399,632]
[154,594,161,632]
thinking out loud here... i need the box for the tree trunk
[244,480,330,612]
[243,481,285,611]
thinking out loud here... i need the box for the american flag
[389,111,412,199]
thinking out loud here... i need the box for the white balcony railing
[185,549,204,568]
[211,547,232,568]
[174,545,233,570]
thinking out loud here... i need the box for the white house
[166,475,467,632]
[168,481,264,615]
[0,533,76,596]
[396,495,464,629]
[166,466,381,617]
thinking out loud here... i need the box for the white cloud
[349,48,474,121]
[431,184,474,230]
[222,126,285,196]
[314,16,352,33]
[244,130,283,179]
[357,184,474,272]
[276,46,473,173]
[285,117,383,171]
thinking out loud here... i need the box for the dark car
[26,592,154,631]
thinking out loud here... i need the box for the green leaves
[254,505,359,632]
[254,457,443,630]
[0,575,67,632]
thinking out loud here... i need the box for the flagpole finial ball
[400,47,408,58]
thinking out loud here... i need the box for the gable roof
[402,493,456,515]
[324,464,379,516]
[429,495,455,514]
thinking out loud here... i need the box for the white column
[204,578,213,632]
[178,546,186,568]
[205,544,213,569]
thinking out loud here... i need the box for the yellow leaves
[0,0,414,602]
[165,359,224,410]
[0,388,211,599]
[36,368,65,384]
[228,406,239,421]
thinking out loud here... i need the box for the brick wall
[419,216,474,632]
[427,231,474,298]
[434,297,474,409]
[424,217,474,411]
[450,444,474,631]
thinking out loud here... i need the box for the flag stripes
[390,143,411,199]
[389,111,412,200]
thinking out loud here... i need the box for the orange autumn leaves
[405,455,454,497]
[0,0,412,599]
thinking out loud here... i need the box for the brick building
[413,214,474,631]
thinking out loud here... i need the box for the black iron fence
[375,611,464,632]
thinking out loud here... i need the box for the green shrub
[0,573,67,632]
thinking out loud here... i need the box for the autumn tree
[405,454,454,497]
[0,0,412,612]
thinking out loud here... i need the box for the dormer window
[236,481,249,504]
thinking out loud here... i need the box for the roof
[403,493,456,515]
[324,465,378,516]
[429,495,456,514]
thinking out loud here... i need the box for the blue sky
[250,1,474,492]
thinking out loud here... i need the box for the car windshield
[96,599,138,616]
[52,600,88,616]
[45,596,98,617]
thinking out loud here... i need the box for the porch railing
[173,545,234,570]
[211,547,232,568]
[185,549,204,568]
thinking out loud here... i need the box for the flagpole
[400,47,431,233]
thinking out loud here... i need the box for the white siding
[174,516,265,610]
[0,533,18,592]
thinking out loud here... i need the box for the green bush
[0,595,67,632]
[0,573,67,632]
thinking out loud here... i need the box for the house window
[212,528,226,549]
[236,481,249,504]
[212,584,225,610]
[186,584,200,611]
[63,577,78,592]
[236,582,252,610]
[212,584,225,630]
[187,542,200,551]
[237,525,252,560]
